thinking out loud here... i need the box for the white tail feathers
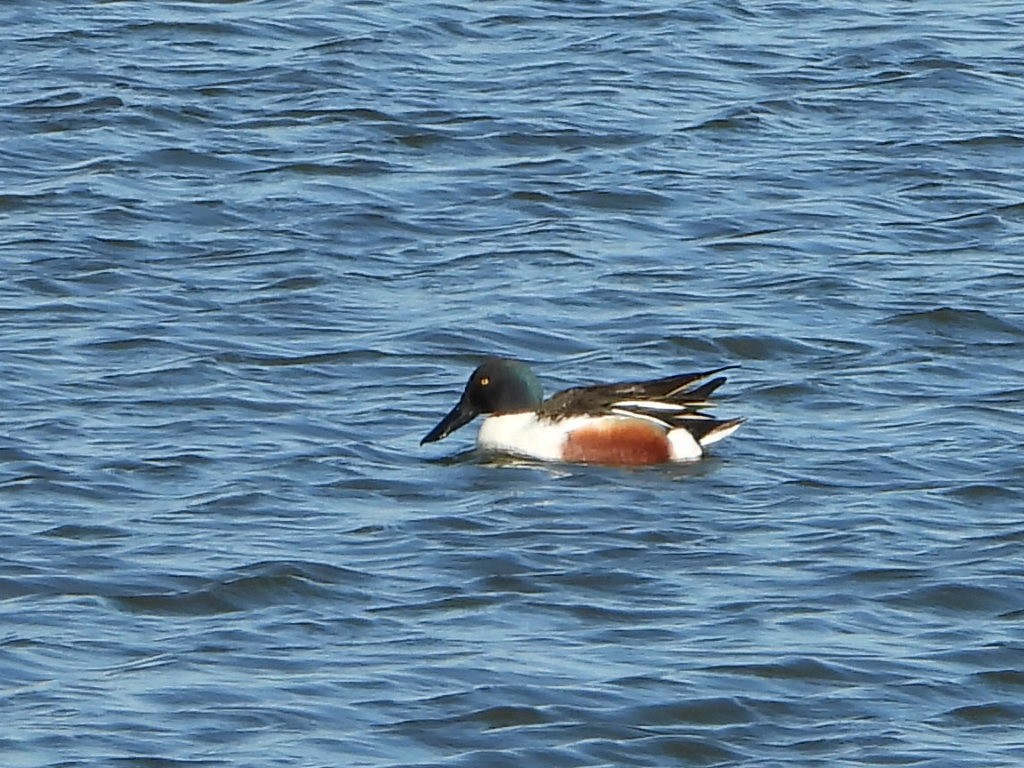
[697,418,744,447]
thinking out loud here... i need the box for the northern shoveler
[421,357,743,465]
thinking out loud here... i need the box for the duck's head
[421,358,543,444]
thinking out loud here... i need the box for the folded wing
[540,366,743,446]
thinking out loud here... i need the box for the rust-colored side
[562,421,671,465]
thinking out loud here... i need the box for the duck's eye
[479,376,490,386]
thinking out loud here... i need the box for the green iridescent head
[421,358,543,444]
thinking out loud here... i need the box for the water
[3,1,1023,766]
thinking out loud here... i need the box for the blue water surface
[2,1,1023,766]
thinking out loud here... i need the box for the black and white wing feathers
[538,367,743,445]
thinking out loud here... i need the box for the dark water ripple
[4,0,1024,766]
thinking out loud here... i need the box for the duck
[421,357,742,465]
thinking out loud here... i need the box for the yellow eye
[480,376,490,386]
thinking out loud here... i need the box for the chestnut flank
[563,421,671,465]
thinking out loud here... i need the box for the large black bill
[420,395,479,444]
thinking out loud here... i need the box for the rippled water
[3,1,1023,766]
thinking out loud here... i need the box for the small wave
[627,697,755,726]
[942,701,1024,724]
[880,306,1023,337]
[882,582,1020,616]
[707,656,870,683]
[40,524,128,540]
[110,560,370,616]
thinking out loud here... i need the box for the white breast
[476,413,582,461]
